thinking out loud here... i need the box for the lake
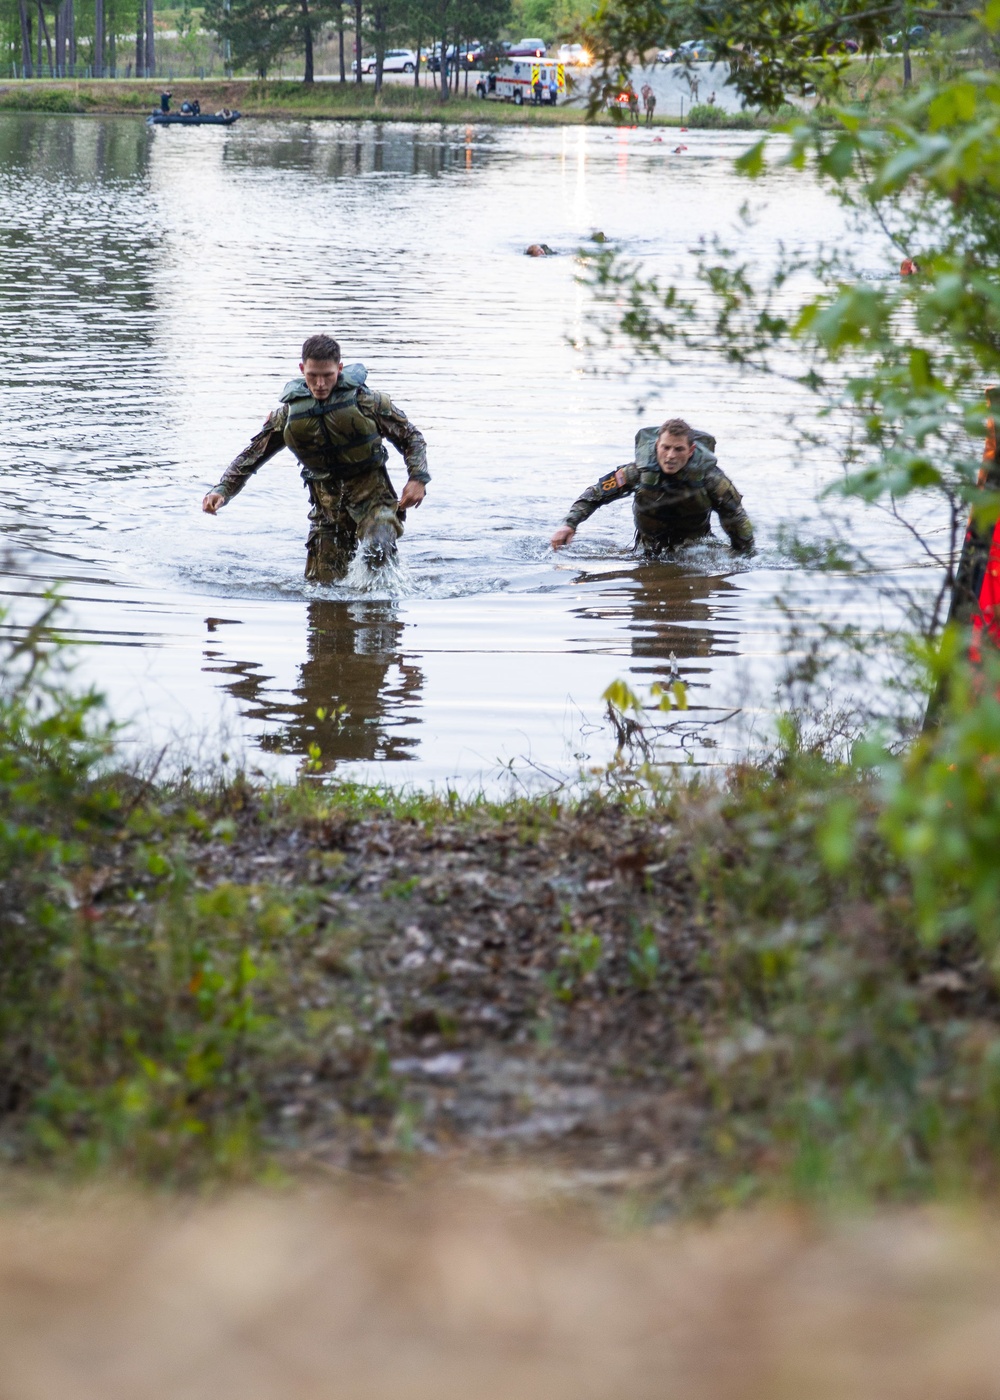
[0,112,939,789]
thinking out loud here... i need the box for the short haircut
[657,417,695,443]
[301,334,342,364]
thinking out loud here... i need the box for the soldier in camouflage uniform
[202,334,429,582]
[551,417,753,557]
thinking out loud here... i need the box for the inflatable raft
[147,110,241,126]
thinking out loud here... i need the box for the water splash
[339,550,418,597]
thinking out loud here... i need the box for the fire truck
[475,60,566,105]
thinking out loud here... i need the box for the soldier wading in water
[551,418,753,557]
[202,335,429,581]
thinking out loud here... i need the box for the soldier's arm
[564,464,638,529]
[210,405,289,504]
[706,467,755,552]
[363,389,430,484]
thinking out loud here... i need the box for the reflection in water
[572,562,740,693]
[204,600,423,768]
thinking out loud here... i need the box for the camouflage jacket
[564,442,754,551]
[213,388,430,502]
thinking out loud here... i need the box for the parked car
[351,49,418,73]
[507,37,548,56]
[427,43,457,72]
[557,42,591,64]
[655,46,676,62]
[675,37,712,60]
[463,42,508,67]
[884,23,927,49]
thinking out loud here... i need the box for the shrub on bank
[685,103,758,128]
[0,87,86,113]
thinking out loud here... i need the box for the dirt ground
[196,800,721,1199]
[3,1184,1000,1400]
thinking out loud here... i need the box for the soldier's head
[300,334,343,401]
[655,419,697,475]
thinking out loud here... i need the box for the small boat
[147,109,241,127]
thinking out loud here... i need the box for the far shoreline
[0,77,776,128]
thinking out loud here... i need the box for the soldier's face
[300,358,343,401]
[656,433,696,474]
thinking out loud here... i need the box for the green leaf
[736,139,767,179]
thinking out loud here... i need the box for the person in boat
[202,334,429,581]
[550,417,754,557]
[190,98,201,115]
[160,90,172,112]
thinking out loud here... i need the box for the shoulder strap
[280,376,310,404]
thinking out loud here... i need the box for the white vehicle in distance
[476,59,565,103]
[351,48,419,74]
[557,42,591,64]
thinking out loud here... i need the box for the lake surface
[0,113,940,789]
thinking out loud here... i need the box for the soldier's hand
[399,479,425,510]
[202,492,225,515]
[551,525,576,551]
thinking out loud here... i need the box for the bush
[0,88,85,113]
[685,103,758,128]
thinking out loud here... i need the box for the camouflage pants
[304,467,404,582]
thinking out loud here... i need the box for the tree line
[1,0,561,90]
[207,0,512,92]
[2,0,156,76]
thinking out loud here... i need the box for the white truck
[476,60,566,105]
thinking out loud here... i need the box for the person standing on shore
[644,87,656,124]
[202,334,430,582]
[550,418,753,557]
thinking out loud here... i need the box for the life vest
[280,363,387,482]
[631,427,718,542]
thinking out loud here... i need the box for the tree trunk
[463,36,469,96]
[93,0,103,74]
[439,23,448,99]
[354,0,362,82]
[301,0,314,82]
[68,0,75,68]
[55,0,65,74]
[18,0,33,76]
[135,0,143,76]
[40,2,52,73]
[414,25,421,86]
[338,2,346,81]
[902,29,912,86]
[145,0,155,76]
[373,1,384,93]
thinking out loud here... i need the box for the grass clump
[0,87,87,113]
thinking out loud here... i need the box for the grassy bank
[4,606,1000,1206]
[0,77,783,126]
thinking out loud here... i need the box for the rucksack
[634,424,716,472]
